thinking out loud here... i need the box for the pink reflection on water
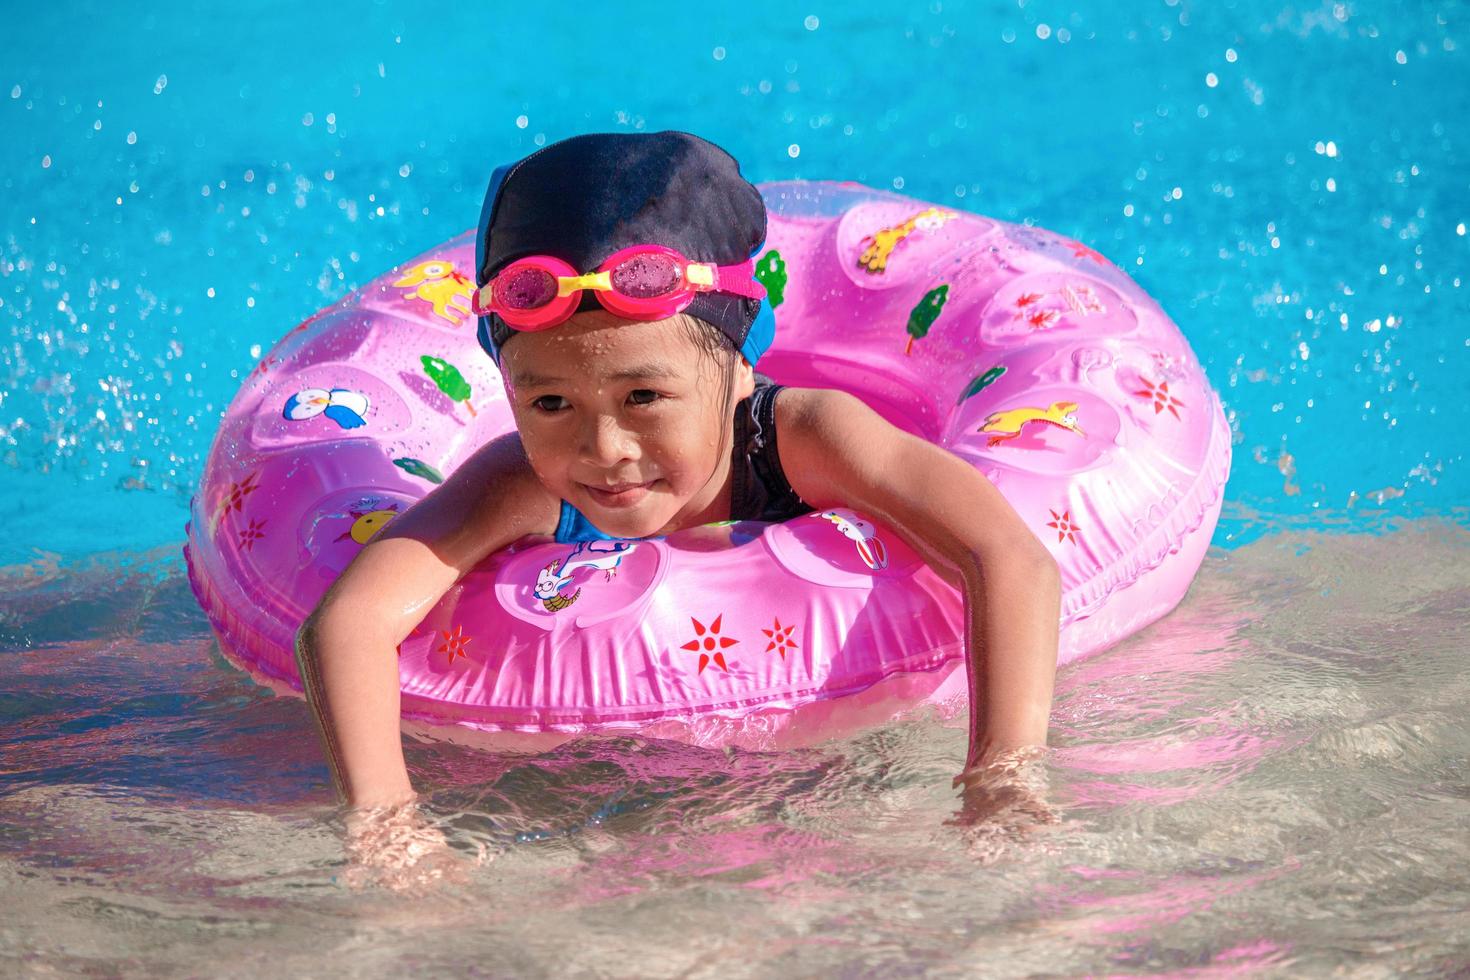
[558,822,866,904]
[1038,859,1301,972]
[1054,590,1253,727]
[1058,728,1285,776]
[1053,721,1301,807]
[1042,581,1305,807]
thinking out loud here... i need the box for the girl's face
[500,310,755,539]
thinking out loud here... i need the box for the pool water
[2,1,1467,975]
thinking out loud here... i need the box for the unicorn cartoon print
[814,509,889,571]
[534,540,638,612]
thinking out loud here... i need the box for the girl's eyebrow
[607,364,681,383]
[510,363,680,389]
[508,369,563,389]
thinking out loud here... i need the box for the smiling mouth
[581,480,657,507]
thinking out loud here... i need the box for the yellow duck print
[857,207,958,274]
[393,260,473,325]
[979,401,1086,447]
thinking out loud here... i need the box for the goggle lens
[609,253,681,299]
[500,266,559,310]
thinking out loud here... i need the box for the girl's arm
[295,433,559,808]
[777,388,1062,771]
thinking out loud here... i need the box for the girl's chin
[576,484,680,538]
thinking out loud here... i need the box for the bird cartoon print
[813,509,889,571]
[335,505,400,545]
[533,540,637,612]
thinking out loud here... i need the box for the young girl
[296,131,1061,847]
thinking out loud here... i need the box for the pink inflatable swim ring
[184,181,1231,750]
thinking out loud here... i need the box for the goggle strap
[706,259,766,301]
[472,282,494,316]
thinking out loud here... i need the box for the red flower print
[438,625,471,662]
[1025,308,1061,330]
[1134,377,1185,419]
[1046,508,1080,545]
[1066,240,1109,265]
[681,614,738,673]
[237,517,267,552]
[218,471,261,517]
[761,618,799,660]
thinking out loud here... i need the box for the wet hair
[672,312,743,462]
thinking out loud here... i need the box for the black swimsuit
[726,378,815,523]
[551,375,814,542]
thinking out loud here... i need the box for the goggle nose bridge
[556,271,614,298]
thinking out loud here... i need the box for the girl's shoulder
[768,385,871,437]
[765,386,907,506]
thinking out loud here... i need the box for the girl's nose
[578,414,636,466]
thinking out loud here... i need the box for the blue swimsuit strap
[554,500,620,543]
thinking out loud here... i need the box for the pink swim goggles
[470,244,766,331]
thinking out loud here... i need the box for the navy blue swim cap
[474,131,773,367]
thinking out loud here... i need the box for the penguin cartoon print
[283,388,370,429]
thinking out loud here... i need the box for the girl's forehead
[503,314,707,388]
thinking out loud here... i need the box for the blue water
[2,0,1466,564]
[3,2,1469,975]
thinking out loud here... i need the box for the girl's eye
[532,395,569,413]
[628,389,660,406]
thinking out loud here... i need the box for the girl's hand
[947,745,1060,861]
[341,800,488,894]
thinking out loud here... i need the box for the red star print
[1046,508,1080,545]
[438,625,471,662]
[761,618,799,660]
[681,614,738,673]
[218,471,261,517]
[237,517,267,552]
[1134,377,1186,419]
[1013,291,1042,309]
[249,353,279,377]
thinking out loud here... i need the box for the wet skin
[499,310,755,540]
